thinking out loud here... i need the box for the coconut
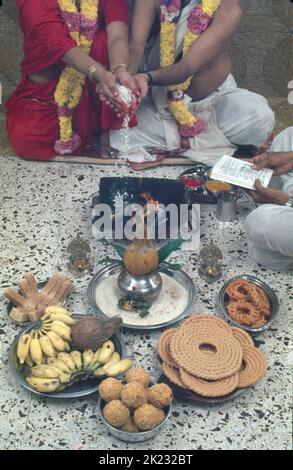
[123,239,159,276]
[71,316,122,351]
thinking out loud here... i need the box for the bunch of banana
[17,306,75,366]
[25,340,133,393]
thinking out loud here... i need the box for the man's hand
[249,179,289,205]
[133,74,149,101]
[252,152,293,175]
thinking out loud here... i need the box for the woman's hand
[95,69,128,114]
[252,151,293,175]
[249,179,289,205]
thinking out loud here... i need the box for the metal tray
[87,264,197,330]
[8,315,125,399]
[217,274,279,336]
[6,280,70,327]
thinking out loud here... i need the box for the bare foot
[99,131,118,159]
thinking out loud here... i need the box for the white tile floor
[0,156,292,450]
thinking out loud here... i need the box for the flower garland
[54,0,99,155]
[160,0,221,138]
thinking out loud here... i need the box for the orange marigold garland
[54,0,99,155]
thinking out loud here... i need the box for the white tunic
[245,127,293,272]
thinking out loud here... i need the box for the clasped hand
[96,69,148,117]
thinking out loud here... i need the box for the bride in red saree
[5,0,140,160]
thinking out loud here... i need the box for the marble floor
[0,155,292,450]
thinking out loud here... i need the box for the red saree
[5,0,132,160]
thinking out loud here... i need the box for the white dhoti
[110,1,275,166]
[245,128,293,271]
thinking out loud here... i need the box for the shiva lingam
[100,238,183,315]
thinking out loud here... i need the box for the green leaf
[157,239,184,263]
[139,308,150,318]
[161,262,182,271]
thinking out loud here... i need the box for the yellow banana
[50,320,71,332]
[83,350,95,369]
[40,311,52,322]
[45,306,72,316]
[94,348,102,362]
[94,367,106,377]
[29,333,43,365]
[26,376,60,393]
[25,351,34,367]
[70,351,83,370]
[105,359,133,377]
[50,323,71,341]
[98,341,115,364]
[39,333,56,358]
[50,313,75,325]
[103,352,121,373]
[56,371,72,384]
[46,331,67,352]
[63,341,71,352]
[17,333,32,364]
[47,358,72,374]
[57,352,76,371]
[31,365,59,379]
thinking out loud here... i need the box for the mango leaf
[157,239,184,264]
[161,262,182,271]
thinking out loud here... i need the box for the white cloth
[110,0,275,165]
[245,128,293,271]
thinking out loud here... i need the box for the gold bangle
[110,63,128,74]
[88,64,105,82]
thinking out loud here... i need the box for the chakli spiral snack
[157,329,179,368]
[225,279,271,328]
[179,368,239,398]
[231,327,254,348]
[157,315,267,398]
[238,345,267,388]
[169,323,243,380]
[180,314,232,335]
[162,363,188,390]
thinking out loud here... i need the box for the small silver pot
[117,270,163,307]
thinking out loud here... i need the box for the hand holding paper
[210,155,273,190]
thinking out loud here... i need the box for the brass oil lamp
[198,241,223,283]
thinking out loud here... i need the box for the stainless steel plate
[87,264,197,330]
[218,274,279,336]
[6,280,69,327]
[8,315,126,399]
